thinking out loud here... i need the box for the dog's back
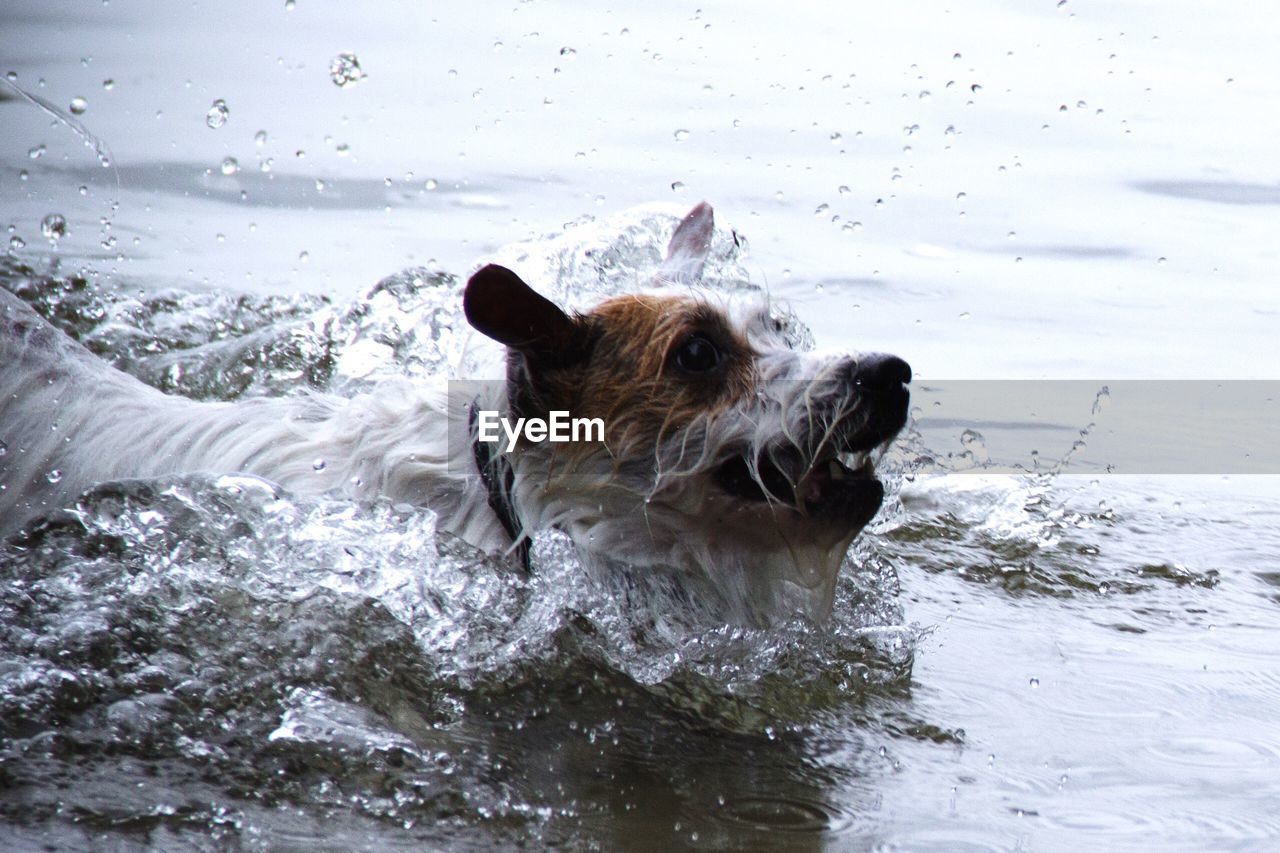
[0,289,487,543]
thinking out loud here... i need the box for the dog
[0,203,910,625]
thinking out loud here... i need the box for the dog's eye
[672,334,722,374]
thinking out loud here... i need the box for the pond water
[2,0,1279,849]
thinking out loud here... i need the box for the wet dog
[0,203,909,625]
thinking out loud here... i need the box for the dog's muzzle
[713,353,911,528]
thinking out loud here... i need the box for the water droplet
[47,469,64,484]
[673,129,690,142]
[312,458,326,471]
[670,181,686,193]
[220,156,239,175]
[1007,230,1017,240]
[284,0,295,9]
[814,203,829,216]
[560,46,577,58]
[329,52,365,88]
[842,221,862,233]
[78,185,88,196]
[69,96,88,114]
[1029,677,1040,688]
[424,178,438,190]
[0,440,6,456]
[18,170,29,181]
[1098,581,1111,595]
[1156,256,1167,265]
[254,129,267,146]
[829,131,843,142]
[8,236,24,251]
[102,78,114,90]
[27,144,45,159]
[205,98,229,129]
[299,250,310,262]
[336,142,350,156]
[837,185,851,195]
[4,71,15,82]
[40,213,67,243]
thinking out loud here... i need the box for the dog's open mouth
[713,445,885,525]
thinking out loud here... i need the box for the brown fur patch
[527,294,755,461]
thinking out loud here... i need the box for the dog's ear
[465,264,583,360]
[659,201,714,281]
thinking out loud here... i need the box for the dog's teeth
[828,459,844,480]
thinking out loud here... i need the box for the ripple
[714,795,849,833]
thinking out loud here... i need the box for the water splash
[329,52,366,87]
[39,213,67,245]
[205,98,229,129]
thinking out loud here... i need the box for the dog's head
[464,203,910,625]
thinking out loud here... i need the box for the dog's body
[0,204,909,625]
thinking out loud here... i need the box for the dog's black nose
[853,353,912,391]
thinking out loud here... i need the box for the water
[3,0,1280,848]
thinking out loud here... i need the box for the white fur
[0,290,505,552]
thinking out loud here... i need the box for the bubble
[69,96,88,114]
[673,129,690,142]
[41,213,67,243]
[329,52,365,88]
[220,156,239,175]
[206,99,229,129]
[47,469,64,484]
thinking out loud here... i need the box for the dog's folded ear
[659,201,714,282]
[464,264,588,363]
